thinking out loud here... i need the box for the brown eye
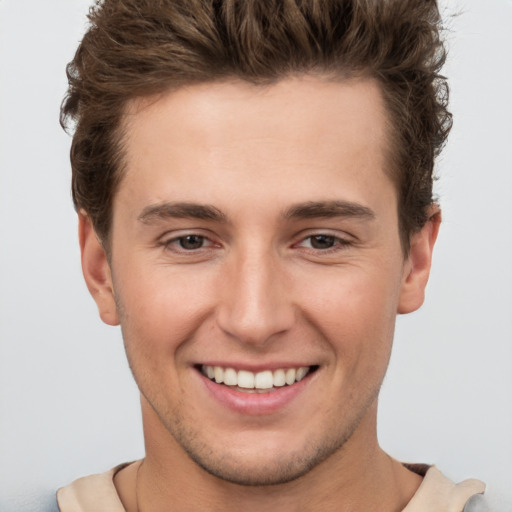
[178,235,205,250]
[309,235,336,249]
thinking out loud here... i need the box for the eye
[176,235,206,250]
[297,234,350,251]
[162,233,216,252]
[308,235,336,249]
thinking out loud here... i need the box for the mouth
[198,364,319,393]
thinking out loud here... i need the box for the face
[81,76,437,485]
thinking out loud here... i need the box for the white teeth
[224,368,237,386]
[273,369,286,387]
[214,366,224,384]
[285,368,296,385]
[254,370,273,389]
[237,370,255,389]
[202,365,313,390]
[296,367,309,381]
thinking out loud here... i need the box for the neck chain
[135,459,144,512]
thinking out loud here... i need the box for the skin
[80,76,440,511]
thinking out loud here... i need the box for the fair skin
[80,76,439,511]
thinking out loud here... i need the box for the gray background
[1,0,511,510]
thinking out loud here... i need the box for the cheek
[114,264,216,357]
[297,265,400,358]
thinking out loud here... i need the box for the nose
[215,248,295,346]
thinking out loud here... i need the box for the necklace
[135,459,144,512]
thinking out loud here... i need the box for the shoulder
[403,465,487,512]
[57,462,135,512]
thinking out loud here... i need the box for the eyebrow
[283,201,376,221]
[137,199,375,225]
[138,202,228,224]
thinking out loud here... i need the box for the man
[57,0,488,510]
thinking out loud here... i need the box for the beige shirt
[57,462,485,512]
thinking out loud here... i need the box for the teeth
[202,365,312,390]
[214,366,224,384]
[273,369,286,387]
[254,370,273,389]
[285,368,296,385]
[296,367,308,381]
[224,368,237,386]
[237,370,255,389]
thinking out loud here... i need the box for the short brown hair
[61,0,451,250]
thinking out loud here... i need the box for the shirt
[57,462,486,511]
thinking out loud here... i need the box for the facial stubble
[115,282,388,487]
[123,342,383,487]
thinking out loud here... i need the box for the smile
[200,365,317,392]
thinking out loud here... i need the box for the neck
[116,398,422,512]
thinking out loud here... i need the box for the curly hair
[61,0,451,251]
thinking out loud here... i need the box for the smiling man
[57,1,487,511]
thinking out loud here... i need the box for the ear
[397,207,441,314]
[78,211,119,326]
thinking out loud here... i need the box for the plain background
[0,1,511,510]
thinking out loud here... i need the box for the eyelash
[294,234,352,253]
[162,234,216,252]
[161,233,352,254]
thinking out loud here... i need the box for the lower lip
[199,371,315,416]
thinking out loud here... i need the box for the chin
[169,421,353,487]
[186,447,333,486]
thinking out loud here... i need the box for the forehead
[117,76,393,215]
[123,76,388,149]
